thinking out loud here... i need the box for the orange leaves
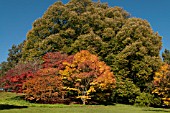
[73,50,99,64]
[23,68,63,103]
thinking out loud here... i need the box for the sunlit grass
[0,92,169,113]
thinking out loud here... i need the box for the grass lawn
[0,92,170,113]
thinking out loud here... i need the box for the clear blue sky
[0,0,170,63]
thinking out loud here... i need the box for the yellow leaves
[57,50,116,104]
[73,50,98,64]
[59,64,76,77]
[67,87,81,94]
[62,61,71,66]
[154,64,170,84]
[77,96,91,100]
[87,86,96,95]
[76,79,81,82]
[67,87,79,91]
[153,64,170,106]
[152,89,159,95]
[162,98,170,106]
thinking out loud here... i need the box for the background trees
[162,49,170,65]
[0,43,24,77]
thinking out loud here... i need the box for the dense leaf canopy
[21,0,162,89]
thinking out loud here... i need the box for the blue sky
[0,0,170,63]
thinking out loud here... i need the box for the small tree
[23,68,63,103]
[59,50,116,104]
[152,64,170,107]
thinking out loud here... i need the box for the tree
[59,50,116,104]
[162,49,170,64]
[114,77,141,104]
[1,60,41,93]
[23,68,63,103]
[7,43,24,68]
[0,42,24,77]
[1,71,34,93]
[19,0,162,104]
[152,64,170,107]
[21,0,129,61]
[0,62,10,77]
[112,18,162,90]
[21,0,162,91]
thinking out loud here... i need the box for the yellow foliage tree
[152,64,170,106]
[59,50,116,105]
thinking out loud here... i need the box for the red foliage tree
[23,68,64,104]
[1,60,41,93]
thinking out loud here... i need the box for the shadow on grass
[143,109,170,112]
[0,104,28,110]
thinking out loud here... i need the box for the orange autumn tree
[152,64,170,106]
[59,50,116,105]
[23,68,63,104]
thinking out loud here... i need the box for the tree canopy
[21,0,162,89]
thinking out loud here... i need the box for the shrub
[135,92,161,107]
[114,77,141,104]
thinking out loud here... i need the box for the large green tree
[22,0,162,90]
[22,0,129,60]
[112,18,162,90]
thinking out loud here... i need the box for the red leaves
[1,71,34,93]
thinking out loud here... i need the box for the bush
[114,77,141,104]
[135,92,161,107]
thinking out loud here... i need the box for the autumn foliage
[59,50,116,104]
[0,61,40,93]
[152,64,170,106]
[21,50,116,104]
[23,68,63,104]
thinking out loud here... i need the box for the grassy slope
[0,92,169,113]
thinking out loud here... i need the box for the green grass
[0,92,170,113]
